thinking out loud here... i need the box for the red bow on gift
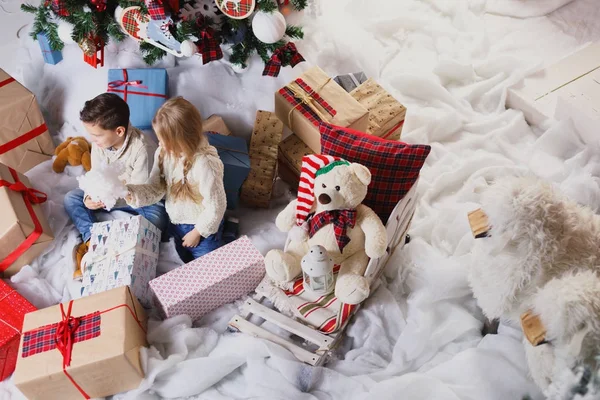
[308,209,357,253]
[197,26,223,65]
[263,42,305,77]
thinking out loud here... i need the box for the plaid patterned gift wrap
[149,236,265,321]
[13,286,147,400]
[240,111,283,208]
[107,68,168,130]
[81,215,161,308]
[350,78,406,141]
[37,33,62,65]
[207,133,251,210]
[274,66,369,153]
[0,280,36,381]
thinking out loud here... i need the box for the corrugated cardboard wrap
[0,69,55,173]
[240,111,283,208]
[13,286,147,400]
[275,66,369,153]
[350,78,406,140]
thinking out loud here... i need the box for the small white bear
[265,155,387,305]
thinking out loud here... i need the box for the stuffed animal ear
[350,163,371,186]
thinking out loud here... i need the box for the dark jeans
[64,188,169,242]
[168,218,239,263]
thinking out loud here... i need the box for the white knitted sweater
[127,144,227,237]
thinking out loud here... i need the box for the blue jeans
[169,220,226,263]
[64,188,169,242]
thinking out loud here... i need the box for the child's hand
[84,195,105,210]
[182,229,201,248]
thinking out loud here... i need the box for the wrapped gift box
[107,68,168,130]
[0,69,55,173]
[203,114,231,136]
[240,111,283,208]
[13,286,147,400]
[206,133,250,210]
[334,71,367,92]
[0,280,36,381]
[37,33,63,65]
[507,41,600,128]
[275,66,369,153]
[81,215,160,308]
[150,235,265,321]
[277,134,313,190]
[350,78,406,140]
[0,163,54,277]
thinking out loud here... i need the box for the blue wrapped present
[107,68,168,130]
[37,33,62,65]
[206,133,250,210]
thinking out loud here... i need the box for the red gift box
[0,280,36,381]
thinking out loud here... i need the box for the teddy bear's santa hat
[296,154,349,226]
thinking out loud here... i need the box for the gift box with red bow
[274,66,370,153]
[107,68,168,130]
[0,280,36,381]
[13,286,147,400]
[0,163,54,277]
[0,69,55,174]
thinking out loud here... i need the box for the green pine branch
[291,0,308,10]
[140,42,167,65]
[20,3,37,13]
[256,0,278,12]
[285,25,304,40]
[106,18,126,42]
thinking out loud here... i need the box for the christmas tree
[21,0,307,75]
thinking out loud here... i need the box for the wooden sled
[228,180,419,366]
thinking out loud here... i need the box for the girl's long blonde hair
[153,97,209,202]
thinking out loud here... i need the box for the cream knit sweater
[126,144,227,238]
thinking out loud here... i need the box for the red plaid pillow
[320,122,430,223]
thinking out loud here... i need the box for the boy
[64,93,168,278]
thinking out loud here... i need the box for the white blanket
[1,0,599,399]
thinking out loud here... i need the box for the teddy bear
[265,155,388,305]
[468,175,600,391]
[52,136,92,173]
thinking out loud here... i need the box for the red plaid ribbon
[308,209,357,252]
[145,0,167,20]
[198,28,223,64]
[262,42,305,77]
[0,168,47,272]
[279,78,337,127]
[21,298,146,399]
[107,69,167,103]
[51,0,69,16]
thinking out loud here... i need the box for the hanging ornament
[277,0,293,17]
[252,10,286,44]
[79,35,105,68]
[78,37,96,57]
[57,20,75,44]
[222,21,247,44]
[180,0,225,25]
[90,0,107,12]
[145,0,168,20]
[216,0,255,20]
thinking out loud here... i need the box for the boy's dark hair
[80,93,130,130]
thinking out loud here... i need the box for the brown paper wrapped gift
[0,163,53,277]
[278,134,314,189]
[0,69,55,173]
[203,114,231,136]
[241,111,283,208]
[350,78,406,140]
[275,66,369,153]
[13,286,148,400]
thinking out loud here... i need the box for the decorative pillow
[320,122,430,223]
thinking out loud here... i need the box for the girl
[126,97,228,262]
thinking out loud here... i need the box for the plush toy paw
[53,136,92,173]
[335,274,370,305]
[265,249,301,283]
